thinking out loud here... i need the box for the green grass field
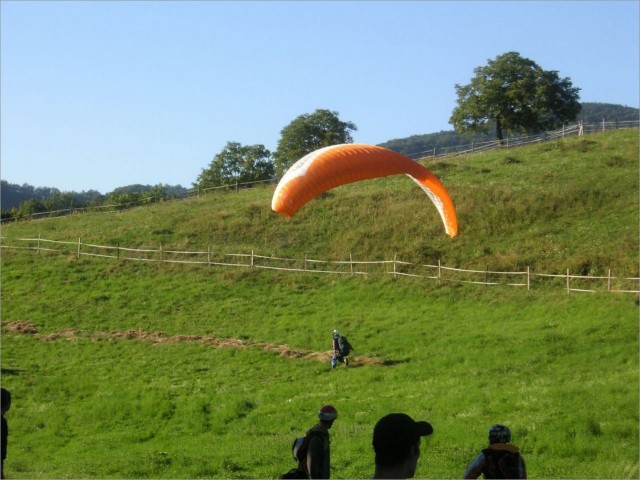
[1,130,638,478]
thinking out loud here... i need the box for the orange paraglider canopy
[271,144,458,237]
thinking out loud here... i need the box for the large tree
[274,109,357,176]
[449,51,581,142]
[195,142,274,189]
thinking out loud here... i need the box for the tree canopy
[194,142,274,190]
[274,109,357,176]
[449,51,581,141]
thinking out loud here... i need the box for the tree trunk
[496,116,504,145]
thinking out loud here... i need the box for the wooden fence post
[251,250,254,268]
[160,244,163,261]
[607,269,611,291]
[393,254,397,278]
[37,233,41,255]
[350,253,353,275]
[438,259,442,282]
[566,268,570,293]
[77,237,81,259]
[527,266,530,291]
[485,265,488,285]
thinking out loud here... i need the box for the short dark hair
[488,424,511,444]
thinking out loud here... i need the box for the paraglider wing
[271,144,458,237]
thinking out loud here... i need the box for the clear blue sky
[1,1,638,194]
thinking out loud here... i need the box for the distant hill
[379,102,639,157]
[109,184,189,197]
[0,181,104,212]
[577,102,639,123]
[1,182,54,209]
[0,182,188,212]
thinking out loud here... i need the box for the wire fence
[404,119,640,159]
[2,120,638,223]
[2,236,638,295]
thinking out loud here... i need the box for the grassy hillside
[1,129,638,479]
[2,129,638,275]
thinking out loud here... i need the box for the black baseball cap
[373,413,433,466]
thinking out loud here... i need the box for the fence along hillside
[3,120,638,223]
[1,235,638,295]
[407,119,639,159]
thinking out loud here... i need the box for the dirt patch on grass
[1,321,388,366]
[41,329,80,341]
[2,320,39,334]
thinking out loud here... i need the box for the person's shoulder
[306,427,328,444]
[306,426,325,438]
[485,443,520,454]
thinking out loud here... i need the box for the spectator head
[318,405,338,427]
[372,413,433,478]
[488,424,511,444]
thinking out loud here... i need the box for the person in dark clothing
[280,405,338,480]
[305,405,338,479]
[331,330,343,368]
[463,424,527,479]
[331,330,353,368]
[1,388,11,479]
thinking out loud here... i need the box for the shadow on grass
[344,358,410,368]
[381,358,410,366]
